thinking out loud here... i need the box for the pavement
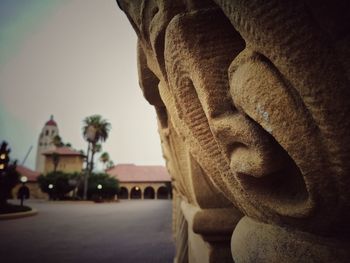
[0,199,175,263]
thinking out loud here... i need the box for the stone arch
[118,187,129,199]
[157,186,169,199]
[130,186,142,199]
[144,186,155,199]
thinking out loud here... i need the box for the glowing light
[0,154,5,159]
[97,184,102,190]
[0,164,4,170]
[20,176,28,183]
[48,184,54,189]
[135,186,140,191]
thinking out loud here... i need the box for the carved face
[120,0,350,235]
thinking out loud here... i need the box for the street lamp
[48,184,54,200]
[20,176,28,183]
[97,184,102,201]
[18,176,29,206]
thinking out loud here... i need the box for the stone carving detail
[118,0,350,262]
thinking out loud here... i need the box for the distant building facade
[35,116,84,175]
[107,164,171,200]
[42,147,85,174]
[35,115,59,173]
[12,165,45,199]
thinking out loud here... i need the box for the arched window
[118,187,129,199]
[144,186,155,199]
[157,186,169,199]
[130,186,142,199]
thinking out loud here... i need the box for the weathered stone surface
[232,216,350,263]
[118,0,350,262]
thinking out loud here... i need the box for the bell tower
[35,115,59,173]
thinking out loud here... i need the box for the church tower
[35,115,59,173]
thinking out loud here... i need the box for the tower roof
[45,115,57,127]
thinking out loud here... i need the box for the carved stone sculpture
[117,0,350,262]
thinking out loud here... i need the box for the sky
[0,0,164,171]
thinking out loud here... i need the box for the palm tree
[90,143,102,171]
[52,153,60,173]
[82,115,111,200]
[83,115,111,144]
[52,135,63,148]
[99,152,110,170]
[106,160,114,170]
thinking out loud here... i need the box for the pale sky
[0,0,164,171]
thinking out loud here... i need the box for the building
[42,147,85,174]
[107,163,171,199]
[35,115,59,173]
[12,165,45,199]
[35,116,84,175]
[12,116,85,200]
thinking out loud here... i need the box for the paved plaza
[0,200,175,263]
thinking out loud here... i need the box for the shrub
[0,141,20,206]
[78,173,119,200]
[0,162,20,206]
[37,172,81,200]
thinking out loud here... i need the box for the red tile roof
[107,164,171,183]
[45,119,57,126]
[45,115,57,126]
[16,165,40,182]
[42,147,84,156]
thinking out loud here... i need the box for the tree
[106,160,114,170]
[0,141,19,207]
[52,135,64,147]
[0,141,10,172]
[37,172,80,200]
[99,152,110,170]
[82,115,111,200]
[91,143,102,171]
[77,172,119,200]
[52,153,60,173]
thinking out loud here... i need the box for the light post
[18,176,29,206]
[48,184,54,200]
[135,186,141,199]
[20,176,28,184]
[97,184,102,201]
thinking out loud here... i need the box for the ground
[0,199,175,263]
